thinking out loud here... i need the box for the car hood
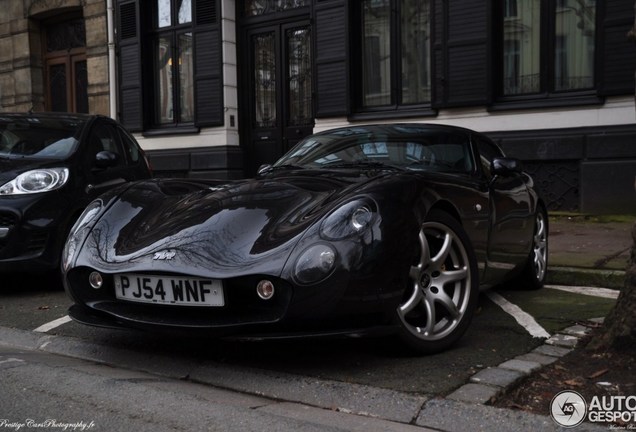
[81,173,370,277]
[0,156,63,184]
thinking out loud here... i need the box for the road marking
[0,357,25,365]
[486,292,551,339]
[34,315,72,333]
[546,285,619,300]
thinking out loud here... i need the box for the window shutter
[598,0,636,96]
[194,0,223,127]
[194,0,223,126]
[432,0,491,108]
[117,0,143,131]
[313,0,349,117]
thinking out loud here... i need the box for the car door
[474,135,534,284]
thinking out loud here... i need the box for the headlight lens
[62,199,103,272]
[320,198,377,240]
[294,244,336,284]
[0,168,69,195]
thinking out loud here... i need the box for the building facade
[1,0,635,213]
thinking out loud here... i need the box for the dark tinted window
[88,123,125,167]
[0,116,84,159]
[474,136,504,178]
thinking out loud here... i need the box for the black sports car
[63,124,548,353]
[0,112,152,273]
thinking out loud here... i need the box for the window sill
[489,93,604,112]
[348,107,437,122]
[142,126,200,138]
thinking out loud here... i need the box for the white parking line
[546,284,620,300]
[33,315,72,333]
[486,292,551,339]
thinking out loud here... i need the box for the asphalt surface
[0,214,633,431]
[547,215,633,288]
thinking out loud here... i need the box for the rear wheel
[395,210,479,354]
[515,207,548,290]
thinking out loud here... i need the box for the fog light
[294,244,336,284]
[89,271,103,289]
[256,280,275,300]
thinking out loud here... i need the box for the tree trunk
[588,1,636,352]
[587,222,636,351]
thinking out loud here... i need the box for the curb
[445,318,602,406]
[547,266,625,290]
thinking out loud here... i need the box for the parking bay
[0,276,616,398]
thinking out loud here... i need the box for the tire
[395,210,479,354]
[515,206,549,290]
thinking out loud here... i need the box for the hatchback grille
[0,213,17,227]
[26,231,49,254]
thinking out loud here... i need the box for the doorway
[43,17,88,113]
[242,21,314,174]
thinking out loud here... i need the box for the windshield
[0,116,84,159]
[274,126,475,173]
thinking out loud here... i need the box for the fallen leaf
[563,378,585,387]
[588,368,609,379]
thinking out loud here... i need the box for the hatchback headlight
[0,168,69,195]
[320,198,378,240]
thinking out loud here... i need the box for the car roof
[313,123,483,138]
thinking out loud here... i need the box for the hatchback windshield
[274,126,475,173]
[0,116,84,159]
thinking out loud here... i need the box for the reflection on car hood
[0,157,63,185]
[83,173,366,276]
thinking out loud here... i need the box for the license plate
[114,274,224,307]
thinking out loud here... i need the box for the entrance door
[44,17,89,113]
[244,22,314,174]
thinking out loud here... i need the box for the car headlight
[62,199,103,272]
[320,198,378,240]
[0,168,69,195]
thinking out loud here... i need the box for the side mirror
[257,164,272,175]
[94,150,119,169]
[491,157,522,176]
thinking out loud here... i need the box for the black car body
[0,113,152,273]
[63,124,548,353]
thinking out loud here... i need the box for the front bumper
[65,268,294,332]
[0,195,74,271]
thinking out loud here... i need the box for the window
[475,137,504,179]
[152,0,194,127]
[500,0,596,98]
[359,0,431,110]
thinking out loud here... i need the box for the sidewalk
[547,214,634,289]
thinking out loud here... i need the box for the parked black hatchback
[0,112,152,273]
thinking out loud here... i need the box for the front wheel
[395,210,479,354]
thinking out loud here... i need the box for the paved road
[0,273,617,431]
[0,344,430,432]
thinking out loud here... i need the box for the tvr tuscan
[63,124,548,353]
